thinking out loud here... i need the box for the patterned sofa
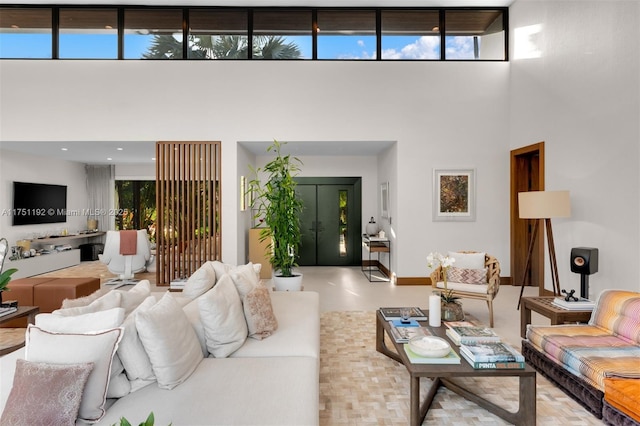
[522,289,640,424]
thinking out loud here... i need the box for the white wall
[509,0,640,295]
[0,59,510,281]
[0,150,88,245]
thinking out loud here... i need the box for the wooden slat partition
[156,142,221,286]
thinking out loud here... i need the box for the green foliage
[0,268,17,292]
[248,140,304,277]
[114,412,169,426]
[144,34,302,60]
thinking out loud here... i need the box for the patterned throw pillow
[446,267,488,284]
[0,360,93,426]
[243,282,278,340]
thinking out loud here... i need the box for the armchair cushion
[434,281,489,295]
[448,251,486,269]
[446,267,487,285]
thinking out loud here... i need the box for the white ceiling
[0,141,157,165]
[0,140,395,164]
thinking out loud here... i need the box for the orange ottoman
[2,277,101,327]
[4,278,53,308]
[33,277,101,313]
[604,378,640,424]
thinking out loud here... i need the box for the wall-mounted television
[12,182,67,226]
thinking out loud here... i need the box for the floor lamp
[517,190,571,309]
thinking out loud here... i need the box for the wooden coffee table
[376,310,536,426]
[0,306,39,355]
[520,296,593,338]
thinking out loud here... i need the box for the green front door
[296,178,361,266]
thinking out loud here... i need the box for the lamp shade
[518,190,571,219]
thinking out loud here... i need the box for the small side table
[0,305,39,355]
[520,297,592,338]
[362,234,390,282]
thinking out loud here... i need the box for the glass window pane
[445,10,505,60]
[339,190,347,257]
[188,9,248,59]
[252,10,310,59]
[59,8,117,59]
[124,9,183,59]
[381,10,440,60]
[0,8,52,59]
[317,10,376,60]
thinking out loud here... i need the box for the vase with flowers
[427,252,465,321]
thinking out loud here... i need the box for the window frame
[0,5,509,61]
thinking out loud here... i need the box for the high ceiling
[0,140,396,164]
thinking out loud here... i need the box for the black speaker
[570,247,599,275]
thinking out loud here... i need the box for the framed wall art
[380,182,389,218]
[432,168,476,221]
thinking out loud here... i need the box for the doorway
[296,177,362,266]
[510,142,545,294]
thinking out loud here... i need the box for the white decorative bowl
[408,336,452,358]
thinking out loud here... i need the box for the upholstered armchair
[430,251,501,327]
[99,230,151,286]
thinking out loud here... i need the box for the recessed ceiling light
[107,157,113,161]
[151,157,156,161]
[61,147,68,151]
[117,147,123,151]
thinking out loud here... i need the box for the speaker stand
[580,274,590,299]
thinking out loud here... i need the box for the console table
[362,234,390,282]
[8,232,105,279]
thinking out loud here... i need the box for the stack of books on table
[552,297,596,310]
[379,307,427,321]
[0,306,18,318]
[445,325,501,346]
[459,341,525,369]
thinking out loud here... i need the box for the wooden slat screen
[156,141,221,286]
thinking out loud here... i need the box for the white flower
[427,252,455,269]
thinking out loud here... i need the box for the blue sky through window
[0,33,476,60]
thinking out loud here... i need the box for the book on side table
[0,306,18,318]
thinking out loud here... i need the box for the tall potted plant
[248,140,304,291]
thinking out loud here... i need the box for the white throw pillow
[182,261,217,300]
[35,307,125,333]
[135,293,203,390]
[448,251,486,270]
[61,287,110,309]
[229,262,260,300]
[35,307,129,399]
[198,274,248,358]
[24,325,124,423]
[52,290,122,316]
[115,279,151,316]
[211,261,261,285]
[106,352,131,398]
[117,295,157,390]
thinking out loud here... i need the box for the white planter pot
[273,273,303,291]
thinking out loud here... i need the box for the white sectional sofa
[0,262,320,426]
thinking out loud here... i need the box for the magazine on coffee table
[388,323,433,343]
[380,307,427,321]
